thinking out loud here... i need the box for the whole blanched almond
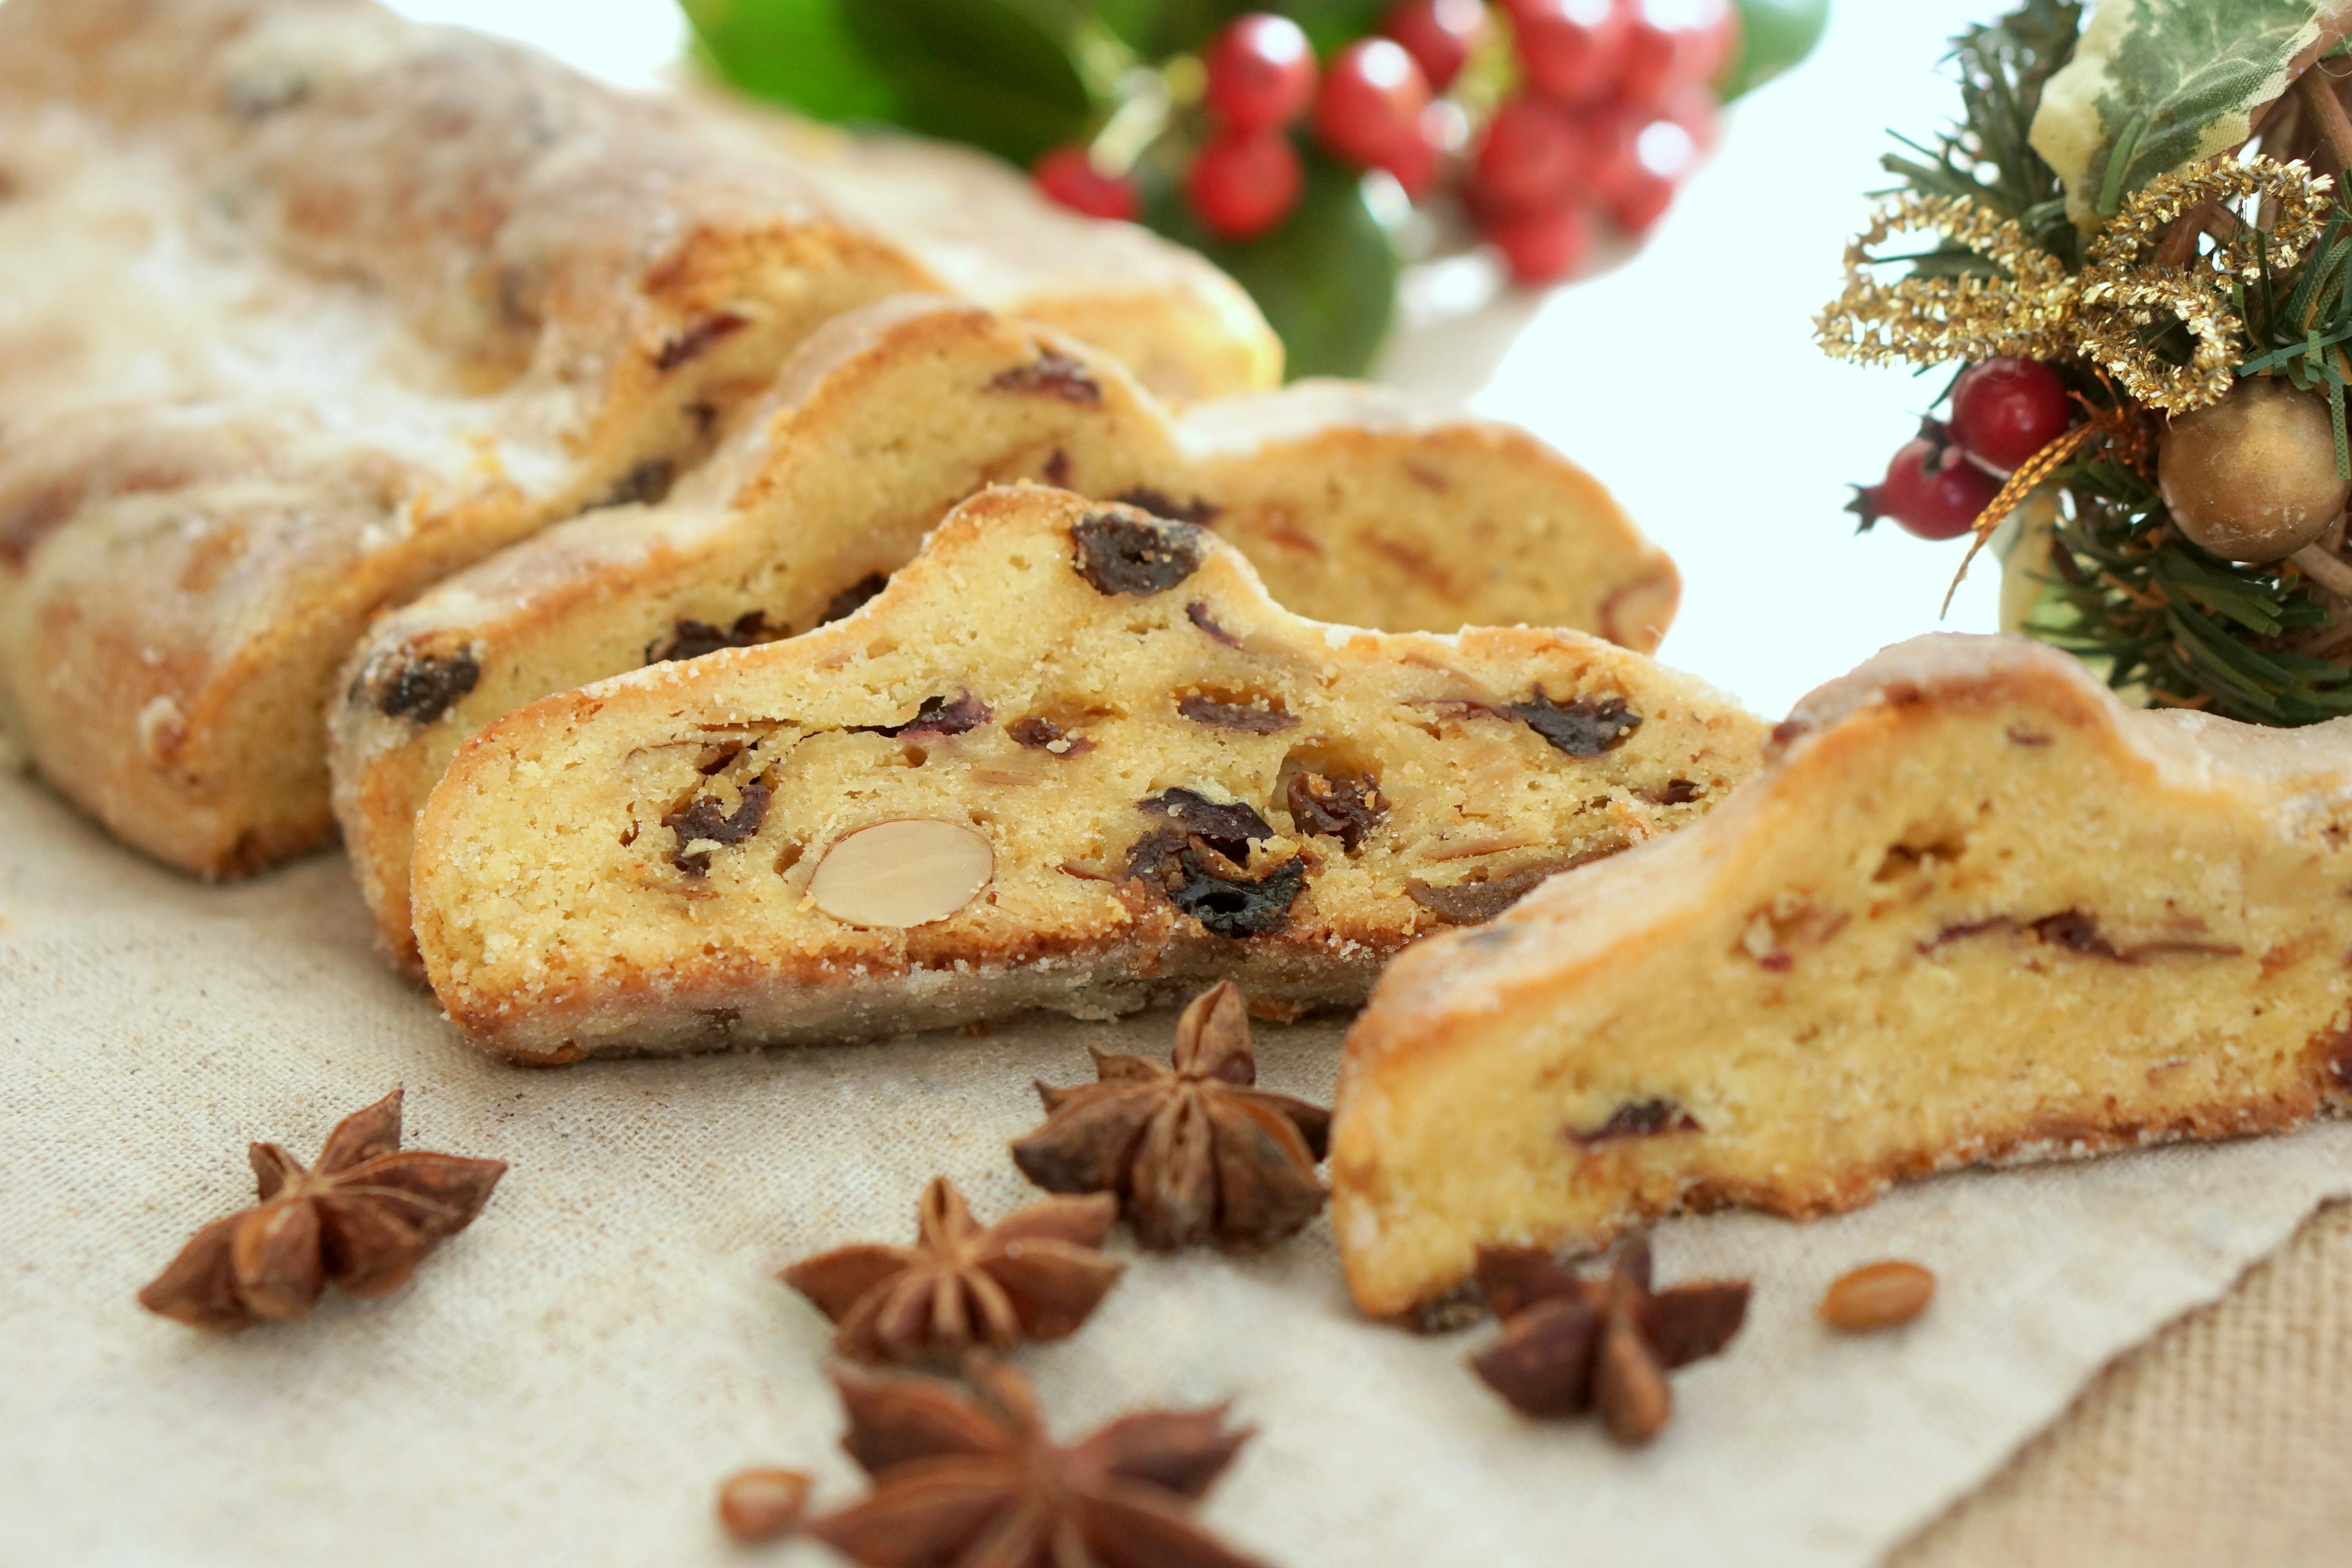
[1820,1261,1936,1332]
[717,1467,810,1542]
[810,819,994,928]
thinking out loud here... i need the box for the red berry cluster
[1033,1,1740,279]
[1853,358,2075,541]
[1474,0,1737,281]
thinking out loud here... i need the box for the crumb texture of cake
[409,486,1760,1063]
[335,298,1675,965]
[1330,633,2352,1318]
[0,0,1275,879]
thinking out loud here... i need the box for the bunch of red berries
[1035,0,1744,285]
[1852,358,2076,540]
[1472,0,1738,281]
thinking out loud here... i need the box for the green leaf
[1724,0,1830,100]
[2029,0,2352,227]
[1094,0,1388,59]
[1147,149,1398,379]
[681,0,899,123]
[840,0,1099,166]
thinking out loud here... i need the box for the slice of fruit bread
[337,296,1679,969]
[1330,633,2352,1319]
[410,486,1760,1063]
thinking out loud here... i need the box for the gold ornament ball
[2158,378,2350,562]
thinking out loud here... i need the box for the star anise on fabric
[1468,1236,1750,1444]
[780,1177,1125,1365]
[1010,981,1330,1250]
[138,1090,507,1333]
[804,1358,1270,1568]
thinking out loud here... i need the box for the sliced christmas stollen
[0,0,1273,879]
[335,296,1677,970]
[410,486,1759,1063]
[1330,633,2352,1319]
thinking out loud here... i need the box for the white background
[382,0,2000,721]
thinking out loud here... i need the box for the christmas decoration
[684,0,1826,377]
[1820,0,2352,726]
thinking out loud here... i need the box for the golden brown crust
[410,485,1758,1062]
[332,298,1675,968]
[1332,634,2352,1317]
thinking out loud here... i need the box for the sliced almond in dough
[810,820,995,929]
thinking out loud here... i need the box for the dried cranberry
[862,691,992,739]
[663,777,773,876]
[649,611,775,665]
[1178,694,1297,733]
[1285,772,1385,851]
[372,651,480,725]
[986,352,1102,405]
[1129,829,1307,938]
[654,312,748,373]
[820,573,889,625]
[1072,512,1207,596]
[1011,716,1095,755]
[1508,692,1642,755]
[1567,1098,1702,1146]
[1114,488,1222,527]
[1137,789,1273,859]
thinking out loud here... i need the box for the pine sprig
[1878,0,2082,269]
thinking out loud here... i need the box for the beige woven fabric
[1895,1200,2352,1567]
[4,752,2351,1568]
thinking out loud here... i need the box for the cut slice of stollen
[410,485,1760,1062]
[1331,633,2352,1318]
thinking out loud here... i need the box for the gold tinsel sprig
[1818,157,2335,414]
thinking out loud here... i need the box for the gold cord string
[1819,157,2335,415]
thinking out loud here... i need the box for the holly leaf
[839,0,1101,167]
[1722,0,1829,101]
[1095,0,1387,58]
[2029,0,2352,226]
[684,0,1104,167]
[680,0,899,123]
[1148,149,1398,379]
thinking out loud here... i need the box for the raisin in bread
[336,296,1676,970]
[0,0,1274,878]
[1330,633,2352,1317]
[410,486,1760,1063]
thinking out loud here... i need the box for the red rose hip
[1868,437,1999,540]
[1204,14,1319,131]
[1950,358,2074,473]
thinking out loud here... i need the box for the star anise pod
[1010,981,1330,1250]
[780,1176,1125,1365]
[1468,1235,1750,1444]
[138,1090,507,1332]
[805,1358,1270,1568]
